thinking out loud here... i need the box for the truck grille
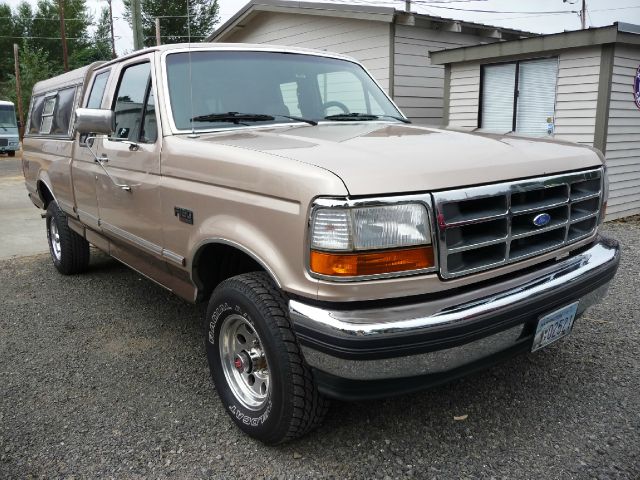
[432,168,603,279]
[0,139,7,147]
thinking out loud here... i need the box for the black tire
[205,272,329,444]
[8,150,15,157]
[46,202,90,275]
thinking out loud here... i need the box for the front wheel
[8,151,15,157]
[205,272,329,444]
[46,202,90,275]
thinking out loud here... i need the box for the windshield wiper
[271,114,317,126]
[190,112,317,126]
[324,112,411,123]
[191,112,275,123]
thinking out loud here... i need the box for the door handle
[83,135,131,192]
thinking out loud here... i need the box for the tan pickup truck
[22,43,620,444]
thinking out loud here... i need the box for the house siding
[447,62,480,129]
[224,12,391,92]
[604,44,640,220]
[393,25,487,125]
[445,47,604,136]
[553,46,602,145]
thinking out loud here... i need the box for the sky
[3,0,640,55]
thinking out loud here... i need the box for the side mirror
[16,120,22,128]
[75,108,115,135]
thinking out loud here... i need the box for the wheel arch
[36,176,56,209]
[191,239,282,302]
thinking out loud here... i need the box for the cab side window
[112,62,156,143]
[86,70,110,109]
[140,89,157,143]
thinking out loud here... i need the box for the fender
[191,237,282,290]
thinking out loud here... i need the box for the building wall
[604,44,640,220]
[393,25,487,125]
[553,46,602,145]
[446,46,603,137]
[224,12,391,92]
[447,61,480,129]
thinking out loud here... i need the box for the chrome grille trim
[433,168,603,279]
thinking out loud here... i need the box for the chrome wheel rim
[219,314,270,411]
[49,220,61,261]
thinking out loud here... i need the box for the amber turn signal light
[310,246,435,277]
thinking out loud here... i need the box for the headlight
[9,141,18,146]
[309,202,435,278]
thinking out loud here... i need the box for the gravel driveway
[1,221,638,479]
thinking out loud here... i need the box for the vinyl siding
[604,45,640,220]
[224,12,391,92]
[444,63,480,129]
[394,25,487,125]
[553,47,602,145]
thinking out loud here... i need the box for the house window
[480,57,558,136]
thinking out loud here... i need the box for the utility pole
[13,44,24,140]
[580,0,587,29]
[130,0,145,50]
[405,0,411,13]
[58,0,69,71]
[155,17,161,46]
[107,0,116,58]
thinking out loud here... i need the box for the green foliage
[0,45,56,113]
[124,0,219,47]
[0,0,114,110]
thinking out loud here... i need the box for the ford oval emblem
[533,213,551,227]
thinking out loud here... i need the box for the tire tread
[216,272,329,443]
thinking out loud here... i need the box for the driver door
[95,56,166,276]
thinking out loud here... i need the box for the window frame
[110,60,157,144]
[85,69,112,109]
[39,93,58,135]
[478,56,558,134]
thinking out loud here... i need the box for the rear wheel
[205,272,329,444]
[46,202,90,275]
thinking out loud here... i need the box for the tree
[70,6,114,64]
[0,45,56,112]
[30,0,94,70]
[0,3,16,86]
[125,0,219,47]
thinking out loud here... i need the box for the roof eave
[430,24,639,65]
[208,0,396,42]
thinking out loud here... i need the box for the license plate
[531,302,579,352]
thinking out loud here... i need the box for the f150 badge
[174,207,194,225]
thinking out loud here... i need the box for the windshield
[0,104,17,132]
[165,51,403,131]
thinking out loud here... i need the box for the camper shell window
[28,85,78,137]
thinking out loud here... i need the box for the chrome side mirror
[75,108,115,135]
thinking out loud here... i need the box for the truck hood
[193,123,603,196]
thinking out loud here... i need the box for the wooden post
[108,0,116,58]
[59,0,69,71]
[13,44,24,140]
[155,17,161,46]
[131,0,144,50]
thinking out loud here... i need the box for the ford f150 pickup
[22,44,620,444]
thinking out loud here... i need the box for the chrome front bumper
[289,237,619,396]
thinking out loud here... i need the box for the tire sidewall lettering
[207,298,274,431]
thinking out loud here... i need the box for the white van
[0,100,19,156]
